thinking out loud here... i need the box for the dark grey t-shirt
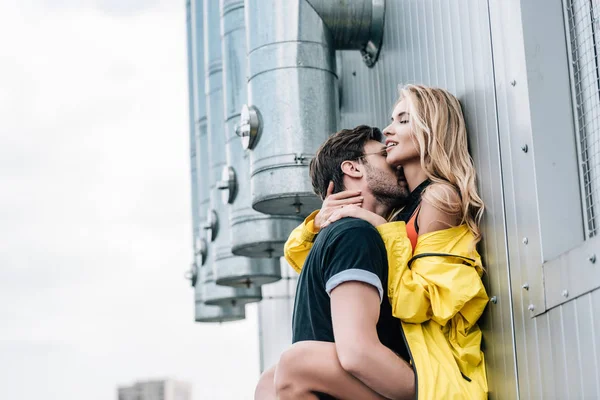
[291,217,409,362]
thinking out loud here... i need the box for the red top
[406,206,420,252]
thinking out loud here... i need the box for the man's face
[360,140,409,208]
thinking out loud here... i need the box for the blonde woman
[256,85,489,400]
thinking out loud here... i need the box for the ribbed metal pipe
[245,0,337,216]
[187,0,245,322]
[203,0,263,302]
[244,0,385,216]
[307,0,385,64]
[219,0,303,263]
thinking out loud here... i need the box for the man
[255,125,416,400]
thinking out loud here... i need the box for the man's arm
[330,281,415,400]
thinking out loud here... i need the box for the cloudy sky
[0,1,260,398]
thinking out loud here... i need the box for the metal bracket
[217,165,238,204]
[235,104,261,150]
[202,210,219,242]
[360,0,385,67]
[184,262,198,287]
[543,235,600,311]
[294,153,311,165]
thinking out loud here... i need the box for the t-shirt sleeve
[322,221,388,303]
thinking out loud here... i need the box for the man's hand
[314,181,363,230]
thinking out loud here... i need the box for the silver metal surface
[194,277,246,323]
[204,0,277,290]
[489,0,600,398]
[236,104,260,150]
[245,0,336,216]
[217,165,237,204]
[202,209,219,241]
[544,234,600,309]
[188,0,246,322]
[201,266,261,307]
[566,0,600,237]
[306,0,385,66]
[214,255,281,288]
[245,0,387,216]
[221,0,303,259]
[257,259,297,372]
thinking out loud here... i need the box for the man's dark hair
[309,125,383,200]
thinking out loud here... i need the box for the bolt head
[562,290,569,298]
[528,304,535,312]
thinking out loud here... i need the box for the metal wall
[335,1,516,398]
[489,0,600,398]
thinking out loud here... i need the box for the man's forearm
[341,341,415,400]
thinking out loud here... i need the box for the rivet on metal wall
[490,296,497,304]
[528,304,535,312]
[522,283,529,290]
[522,237,529,245]
[521,144,528,153]
[589,254,597,264]
[511,80,517,86]
[562,290,569,298]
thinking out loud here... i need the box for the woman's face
[383,99,420,167]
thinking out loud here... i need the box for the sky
[0,1,261,399]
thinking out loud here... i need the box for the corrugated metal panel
[257,259,297,372]
[337,1,516,398]
[489,0,600,398]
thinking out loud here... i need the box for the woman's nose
[383,125,393,136]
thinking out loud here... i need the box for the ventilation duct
[186,0,245,322]
[243,0,385,216]
[219,0,303,264]
[203,0,266,298]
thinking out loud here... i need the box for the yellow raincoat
[284,211,489,400]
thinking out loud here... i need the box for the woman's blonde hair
[398,84,485,243]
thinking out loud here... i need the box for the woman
[256,84,488,400]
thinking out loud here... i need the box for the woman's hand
[314,182,364,230]
[321,204,387,228]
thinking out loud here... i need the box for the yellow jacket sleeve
[376,222,488,328]
[283,210,320,274]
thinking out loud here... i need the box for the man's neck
[360,192,391,218]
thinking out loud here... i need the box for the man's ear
[340,160,363,178]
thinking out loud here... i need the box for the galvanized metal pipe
[202,0,263,303]
[244,0,385,216]
[219,0,303,264]
[187,0,245,322]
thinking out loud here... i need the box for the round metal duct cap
[184,262,198,287]
[236,104,261,150]
[202,210,219,241]
[202,280,262,306]
[253,192,323,217]
[194,301,245,323]
[230,215,303,258]
[215,257,281,288]
[195,237,208,266]
[217,165,238,204]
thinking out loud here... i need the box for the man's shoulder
[325,217,379,235]
[317,217,382,245]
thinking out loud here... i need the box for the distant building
[117,379,191,400]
